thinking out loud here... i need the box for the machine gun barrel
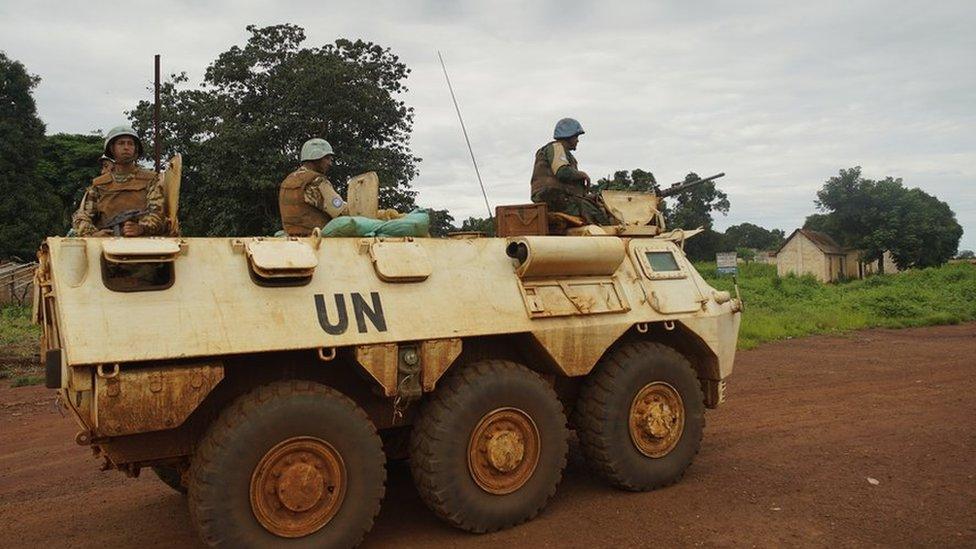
[658,172,725,198]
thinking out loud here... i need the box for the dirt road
[1,324,974,548]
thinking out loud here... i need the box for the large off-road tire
[409,360,569,533]
[574,341,704,491]
[187,380,385,549]
[151,465,187,495]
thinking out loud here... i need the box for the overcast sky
[2,0,973,249]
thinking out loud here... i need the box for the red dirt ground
[1,323,974,548]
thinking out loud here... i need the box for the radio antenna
[438,51,492,220]
[153,54,161,172]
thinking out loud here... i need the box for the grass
[1,305,41,383]
[1,305,40,359]
[10,375,44,387]
[698,261,976,349]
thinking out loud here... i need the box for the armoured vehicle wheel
[151,465,187,495]
[187,380,385,548]
[409,359,569,533]
[574,341,704,491]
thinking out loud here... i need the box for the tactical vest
[530,141,582,197]
[92,169,156,225]
[279,168,330,236]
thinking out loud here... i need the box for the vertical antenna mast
[153,54,161,173]
[438,51,493,220]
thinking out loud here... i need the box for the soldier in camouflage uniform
[530,118,608,225]
[72,126,166,237]
[279,138,349,236]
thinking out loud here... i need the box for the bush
[696,261,976,349]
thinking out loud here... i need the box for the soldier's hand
[122,221,145,237]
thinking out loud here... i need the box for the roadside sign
[716,252,738,275]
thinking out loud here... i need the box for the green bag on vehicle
[321,216,386,237]
[369,210,430,237]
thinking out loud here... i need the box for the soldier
[530,118,608,225]
[72,126,166,237]
[279,138,349,236]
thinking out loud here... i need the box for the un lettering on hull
[314,292,388,335]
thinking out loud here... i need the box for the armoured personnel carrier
[35,179,740,548]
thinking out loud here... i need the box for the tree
[0,52,61,259]
[593,169,658,193]
[666,172,730,231]
[808,167,962,269]
[427,208,455,237]
[724,222,786,251]
[36,133,104,232]
[735,247,756,262]
[458,216,495,236]
[128,25,420,236]
[957,250,974,259]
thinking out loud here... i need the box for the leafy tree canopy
[427,208,455,237]
[458,216,495,236]
[804,166,962,269]
[128,24,420,236]
[0,51,60,259]
[724,222,785,251]
[36,133,103,232]
[593,169,658,193]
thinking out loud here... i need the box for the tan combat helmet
[103,125,143,159]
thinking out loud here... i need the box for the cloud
[2,0,973,248]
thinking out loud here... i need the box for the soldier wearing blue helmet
[530,118,608,226]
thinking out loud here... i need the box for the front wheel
[574,341,705,491]
[187,380,386,548]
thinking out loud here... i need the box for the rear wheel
[187,380,385,548]
[574,341,704,491]
[410,360,569,533]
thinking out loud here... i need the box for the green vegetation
[10,375,43,387]
[1,306,40,385]
[0,306,38,359]
[700,262,976,349]
[805,166,963,269]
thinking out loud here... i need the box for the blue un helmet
[553,118,585,139]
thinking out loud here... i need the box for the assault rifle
[98,209,148,236]
[658,172,725,199]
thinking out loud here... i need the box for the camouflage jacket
[72,167,166,236]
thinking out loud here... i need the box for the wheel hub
[629,382,684,458]
[486,429,525,472]
[250,436,346,538]
[468,408,540,494]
